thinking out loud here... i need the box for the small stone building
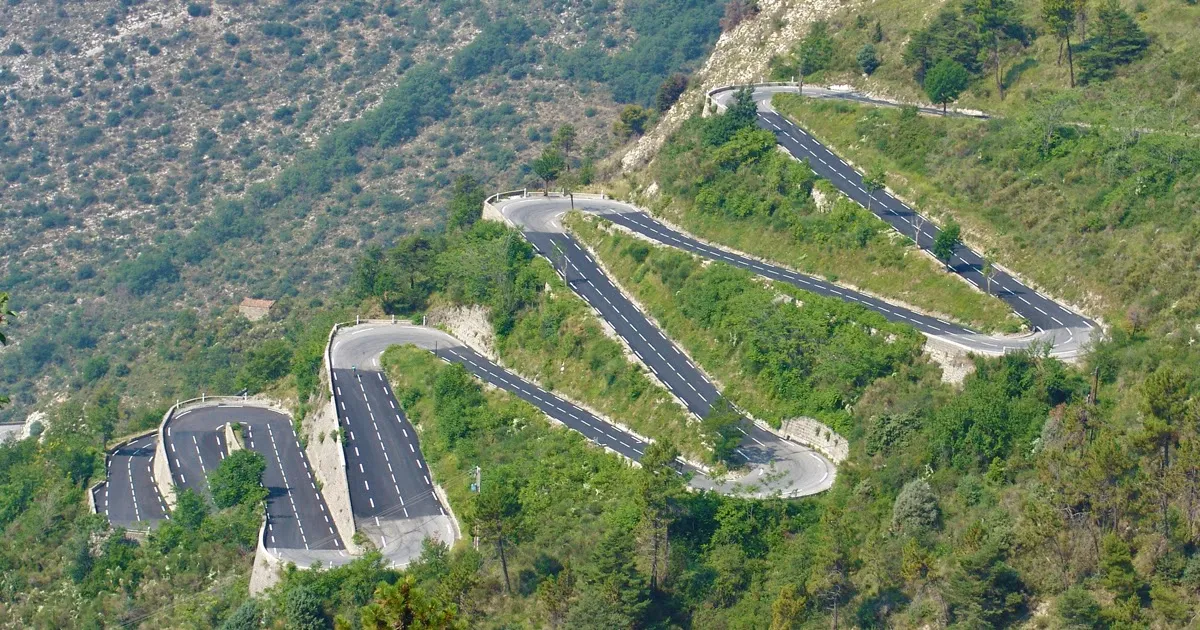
[239,297,275,322]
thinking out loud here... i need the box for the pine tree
[474,481,521,593]
[1042,0,1078,86]
[637,441,684,591]
[1078,0,1149,83]
[567,529,649,630]
[973,0,1022,100]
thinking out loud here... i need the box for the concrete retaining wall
[153,409,178,510]
[298,323,361,555]
[778,417,849,464]
[249,510,284,595]
[225,423,243,453]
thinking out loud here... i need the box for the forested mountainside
[0,0,724,423]
[3,0,1200,628]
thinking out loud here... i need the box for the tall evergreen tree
[1042,0,1078,86]
[474,480,522,593]
[973,0,1023,100]
[1078,0,1149,83]
[637,441,684,591]
[567,529,649,630]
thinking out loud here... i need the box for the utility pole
[471,465,481,551]
[1088,367,1099,406]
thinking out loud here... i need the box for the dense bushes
[451,18,534,80]
[352,220,540,335]
[556,0,723,105]
[931,351,1082,470]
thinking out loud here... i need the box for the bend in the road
[329,326,459,567]
[164,404,345,556]
[332,323,835,498]
[710,86,1097,357]
[94,434,169,530]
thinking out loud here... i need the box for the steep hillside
[0,0,727,422]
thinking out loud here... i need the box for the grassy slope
[756,0,1200,332]
[380,345,641,628]
[566,213,925,433]
[639,118,1020,332]
[489,255,706,460]
[774,93,1200,329]
[781,0,1200,129]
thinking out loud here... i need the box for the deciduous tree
[923,59,970,113]
[209,449,267,509]
[532,147,566,194]
[357,575,465,630]
[932,220,962,266]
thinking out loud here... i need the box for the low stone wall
[777,417,849,464]
[482,188,525,226]
[923,335,978,384]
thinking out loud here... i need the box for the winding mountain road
[328,329,458,567]
[331,323,835,498]
[92,434,169,530]
[708,85,1097,358]
[95,84,1095,575]
[164,404,346,562]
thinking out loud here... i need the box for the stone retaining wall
[778,417,849,464]
[249,512,284,595]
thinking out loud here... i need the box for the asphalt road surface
[330,329,458,566]
[93,433,168,529]
[706,85,1097,358]
[333,323,834,498]
[164,405,344,553]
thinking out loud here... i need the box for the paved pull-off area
[92,434,169,530]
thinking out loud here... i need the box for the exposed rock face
[424,303,498,361]
[621,0,844,170]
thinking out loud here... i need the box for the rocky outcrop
[621,0,846,170]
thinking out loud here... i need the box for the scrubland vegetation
[3,0,1200,627]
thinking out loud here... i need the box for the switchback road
[93,433,168,530]
[706,85,1097,358]
[164,405,345,556]
[329,329,458,567]
[332,323,835,498]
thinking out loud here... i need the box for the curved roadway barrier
[704,82,991,119]
[702,84,1096,359]
[331,323,836,497]
[161,399,348,566]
